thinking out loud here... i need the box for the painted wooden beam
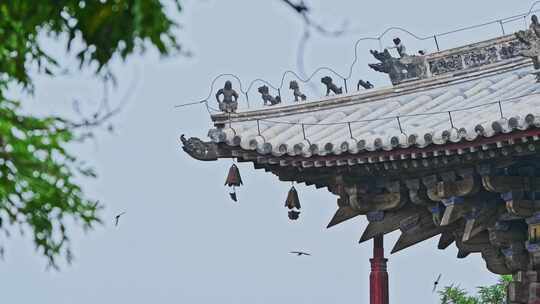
[482,175,540,193]
[502,191,540,218]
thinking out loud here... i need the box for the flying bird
[114,212,126,227]
[432,274,442,292]
[290,251,311,256]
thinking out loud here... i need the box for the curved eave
[185,127,540,170]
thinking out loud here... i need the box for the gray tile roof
[208,61,540,158]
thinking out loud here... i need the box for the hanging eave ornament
[285,186,301,209]
[288,210,301,220]
[285,185,301,220]
[225,163,243,202]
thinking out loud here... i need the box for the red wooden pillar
[370,234,389,304]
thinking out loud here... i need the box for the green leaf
[0,0,183,268]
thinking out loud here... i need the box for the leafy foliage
[0,0,182,267]
[476,275,511,304]
[439,285,479,304]
[439,276,511,304]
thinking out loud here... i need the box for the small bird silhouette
[432,274,442,292]
[114,212,126,227]
[290,251,311,256]
[229,192,238,202]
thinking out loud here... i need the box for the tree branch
[279,0,347,37]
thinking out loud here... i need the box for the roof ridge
[213,58,531,125]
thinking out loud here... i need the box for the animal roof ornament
[321,76,343,96]
[258,85,281,106]
[516,14,540,81]
[289,81,307,102]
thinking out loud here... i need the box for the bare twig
[280,0,349,93]
[279,0,348,37]
[281,0,309,14]
[68,66,140,131]
[296,29,319,94]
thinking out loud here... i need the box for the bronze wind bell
[225,163,243,202]
[285,185,301,220]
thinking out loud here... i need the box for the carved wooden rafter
[440,197,470,226]
[439,192,500,227]
[438,232,455,249]
[327,206,362,228]
[462,205,500,242]
[391,211,454,254]
[358,204,424,243]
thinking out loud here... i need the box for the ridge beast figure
[389,37,407,58]
[368,48,426,85]
[357,79,374,90]
[289,80,307,101]
[321,76,342,96]
[215,81,239,113]
[516,15,540,81]
[258,85,281,106]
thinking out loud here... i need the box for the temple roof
[208,60,540,160]
[181,13,540,293]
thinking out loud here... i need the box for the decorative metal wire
[175,2,540,113]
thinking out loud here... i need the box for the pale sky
[2,1,536,303]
